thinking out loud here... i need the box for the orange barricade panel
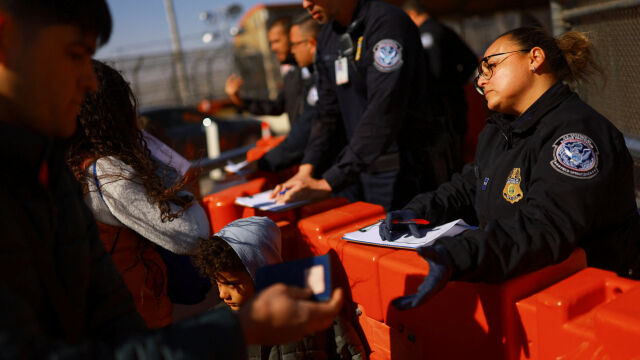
[202,177,268,233]
[356,305,421,360]
[246,135,286,162]
[517,267,640,360]
[596,286,640,359]
[297,201,385,256]
[381,249,586,360]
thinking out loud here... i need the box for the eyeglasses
[474,49,531,95]
[290,39,309,48]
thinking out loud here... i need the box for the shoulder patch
[373,39,403,72]
[306,85,318,106]
[550,133,599,179]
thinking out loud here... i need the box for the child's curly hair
[192,236,246,282]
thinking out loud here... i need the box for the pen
[278,188,289,196]
[391,219,430,226]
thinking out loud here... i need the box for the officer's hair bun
[556,31,602,84]
[500,26,603,86]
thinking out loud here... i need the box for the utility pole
[163,0,190,105]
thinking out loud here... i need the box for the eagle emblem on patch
[373,39,403,72]
[550,133,599,179]
[306,85,318,106]
[503,168,524,204]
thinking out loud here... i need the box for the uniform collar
[489,81,573,135]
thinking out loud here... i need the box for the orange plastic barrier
[202,177,270,234]
[246,135,286,162]
[202,135,299,234]
[517,267,640,359]
[296,202,589,359]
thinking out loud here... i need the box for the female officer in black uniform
[380,26,640,309]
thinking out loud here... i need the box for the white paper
[342,219,474,250]
[234,189,309,212]
[224,160,252,174]
[142,130,191,176]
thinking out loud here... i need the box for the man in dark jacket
[257,14,342,174]
[0,1,344,358]
[403,0,478,170]
[225,17,305,126]
[274,0,453,211]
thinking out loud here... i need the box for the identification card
[335,57,349,85]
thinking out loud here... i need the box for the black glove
[392,243,453,310]
[379,209,421,241]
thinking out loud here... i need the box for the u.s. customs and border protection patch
[550,133,599,179]
[503,168,524,204]
[373,39,403,72]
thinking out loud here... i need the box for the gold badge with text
[503,168,524,204]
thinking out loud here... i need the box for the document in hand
[234,189,310,212]
[343,219,475,250]
[224,159,254,174]
[255,254,332,301]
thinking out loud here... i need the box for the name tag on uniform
[335,57,349,85]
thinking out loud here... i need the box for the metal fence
[552,0,640,139]
[102,45,270,110]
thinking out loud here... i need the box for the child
[193,216,366,359]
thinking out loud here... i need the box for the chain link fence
[102,46,269,110]
[561,1,640,138]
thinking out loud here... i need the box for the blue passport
[255,254,332,301]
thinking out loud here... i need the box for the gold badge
[503,168,524,204]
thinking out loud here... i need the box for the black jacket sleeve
[242,91,286,117]
[403,162,478,225]
[258,107,315,172]
[1,284,247,359]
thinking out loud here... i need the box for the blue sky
[97,0,292,59]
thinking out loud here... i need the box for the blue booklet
[255,254,332,301]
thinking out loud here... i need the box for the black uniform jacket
[419,17,477,135]
[303,0,450,192]
[0,122,246,358]
[258,67,320,172]
[404,82,640,282]
[243,56,304,125]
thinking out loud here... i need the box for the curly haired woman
[66,60,210,328]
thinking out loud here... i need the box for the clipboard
[342,219,474,250]
[235,189,310,212]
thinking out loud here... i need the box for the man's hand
[272,174,332,204]
[225,74,244,107]
[379,209,421,240]
[270,164,330,204]
[239,284,344,345]
[392,244,453,310]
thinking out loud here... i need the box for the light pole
[163,0,190,105]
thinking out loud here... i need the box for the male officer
[274,0,452,211]
[0,1,343,358]
[258,14,338,173]
[403,0,478,169]
[225,17,305,125]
